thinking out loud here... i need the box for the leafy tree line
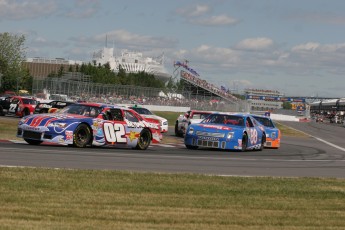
[48,61,167,89]
[1,33,168,94]
[0,32,32,93]
[0,32,240,102]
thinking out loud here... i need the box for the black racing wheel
[135,128,151,150]
[24,139,43,145]
[241,133,248,152]
[73,124,92,148]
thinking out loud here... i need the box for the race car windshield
[131,107,153,115]
[202,114,245,126]
[22,98,37,105]
[59,104,102,118]
[193,113,211,119]
[252,116,274,128]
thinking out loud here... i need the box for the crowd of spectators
[180,70,238,102]
[78,93,232,111]
[33,63,245,111]
[33,91,238,112]
[244,88,283,96]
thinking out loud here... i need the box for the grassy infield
[1,113,345,229]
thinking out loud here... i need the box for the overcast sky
[1,0,345,97]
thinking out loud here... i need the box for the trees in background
[0,32,169,94]
[76,63,165,88]
[0,32,32,93]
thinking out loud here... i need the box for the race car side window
[11,98,19,104]
[251,118,259,126]
[110,109,124,121]
[246,118,254,127]
[103,110,112,120]
[124,110,139,122]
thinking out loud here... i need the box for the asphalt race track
[1,119,345,178]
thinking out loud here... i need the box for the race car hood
[19,113,91,127]
[140,114,167,122]
[189,118,204,124]
[192,123,237,131]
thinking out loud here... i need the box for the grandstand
[173,60,241,104]
[172,60,248,112]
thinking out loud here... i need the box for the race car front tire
[73,124,92,148]
[175,122,182,137]
[135,128,151,150]
[24,139,43,145]
[258,135,266,151]
[186,145,198,150]
[241,133,248,152]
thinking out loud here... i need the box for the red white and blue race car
[17,103,162,150]
[184,113,266,151]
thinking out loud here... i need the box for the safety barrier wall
[270,114,300,122]
[119,104,301,121]
[118,104,190,113]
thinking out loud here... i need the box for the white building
[92,47,171,82]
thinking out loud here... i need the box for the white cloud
[0,0,57,20]
[169,39,345,90]
[191,14,239,26]
[173,45,239,67]
[292,42,320,52]
[175,3,238,26]
[64,0,101,18]
[288,11,345,25]
[93,30,178,49]
[289,42,345,72]
[236,37,273,50]
[65,8,98,18]
[176,4,210,17]
[29,35,68,49]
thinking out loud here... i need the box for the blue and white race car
[17,103,162,150]
[184,113,266,151]
[251,114,281,149]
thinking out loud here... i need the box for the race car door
[102,108,140,147]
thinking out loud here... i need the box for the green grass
[1,167,345,229]
[275,122,308,137]
[0,115,342,229]
[0,117,21,140]
[153,111,181,126]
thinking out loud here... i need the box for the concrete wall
[118,104,190,113]
[270,114,300,122]
[120,104,302,122]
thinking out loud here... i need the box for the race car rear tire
[241,133,248,152]
[24,139,42,145]
[135,128,151,150]
[186,145,198,150]
[0,106,4,116]
[258,135,266,151]
[22,108,30,117]
[175,122,182,137]
[73,124,92,148]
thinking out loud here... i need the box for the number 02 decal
[103,123,127,143]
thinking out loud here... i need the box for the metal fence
[32,78,250,112]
